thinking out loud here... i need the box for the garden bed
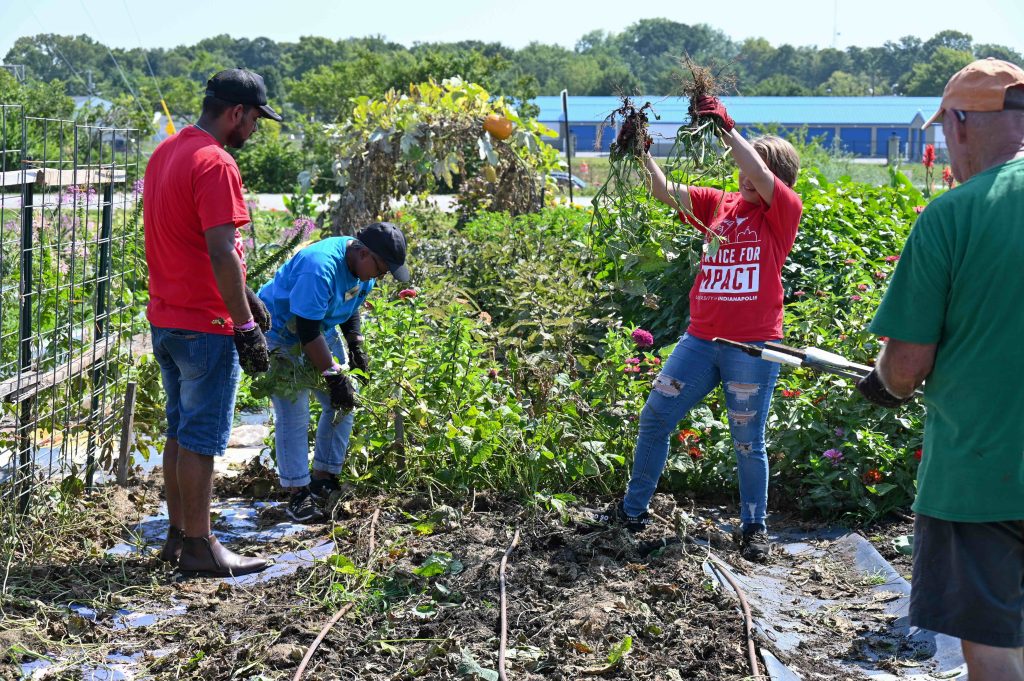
[1,469,941,681]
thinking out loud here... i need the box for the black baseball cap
[357,222,410,282]
[205,68,283,122]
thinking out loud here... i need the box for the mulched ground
[0,475,921,681]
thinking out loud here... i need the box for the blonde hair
[752,135,801,188]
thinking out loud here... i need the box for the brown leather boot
[158,525,185,565]
[178,534,268,578]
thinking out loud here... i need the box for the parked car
[548,171,587,189]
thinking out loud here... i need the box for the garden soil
[0,471,930,681]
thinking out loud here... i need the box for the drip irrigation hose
[293,508,381,681]
[707,554,764,681]
[649,510,763,680]
[498,528,521,681]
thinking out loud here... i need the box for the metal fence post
[16,172,34,513]
[84,179,114,489]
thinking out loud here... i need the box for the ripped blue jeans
[623,333,780,528]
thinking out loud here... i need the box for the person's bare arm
[204,224,252,325]
[720,128,776,206]
[644,153,693,214]
[876,339,936,398]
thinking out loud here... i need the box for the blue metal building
[533,96,942,160]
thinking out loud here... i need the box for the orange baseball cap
[922,58,1024,128]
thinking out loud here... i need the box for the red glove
[695,96,735,132]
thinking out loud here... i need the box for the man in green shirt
[858,58,1024,680]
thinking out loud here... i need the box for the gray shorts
[911,514,1024,648]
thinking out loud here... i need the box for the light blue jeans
[268,331,354,488]
[623,333,780,528]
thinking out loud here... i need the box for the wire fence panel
[0,104,144,513]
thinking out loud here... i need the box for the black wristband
[856,369,913,409]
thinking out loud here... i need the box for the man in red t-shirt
[597,98,803,562]
[145,68,280,577]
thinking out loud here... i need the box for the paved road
[253,193,593,212]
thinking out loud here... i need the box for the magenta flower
[914,205,924,214]
[884,255,900,262]
[625,357,641,365]
[794,290,806,297]
[850,295,862,302]
[132,179,144,196]
[834,427,846,438]
[398,289,417,299]
[632,328,654,349]
[823,448,844,466]
[874,271,886,279]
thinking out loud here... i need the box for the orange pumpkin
[483,114,513,140]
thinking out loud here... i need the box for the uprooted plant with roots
[590,57,739,275]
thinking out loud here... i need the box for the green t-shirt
[869,157,1024,522]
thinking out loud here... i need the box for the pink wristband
[236,318,257,332]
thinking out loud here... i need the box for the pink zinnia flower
[914,205,924,214]
[874,271,887,279]
[884,255,900,262]
[823,448,844,466]
[631,328,654,349]
[625,357,641,365]
[857,284,868,291]
[850,295,862,302]
[794,290,806,297]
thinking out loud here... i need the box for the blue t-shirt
[258,236,374,347]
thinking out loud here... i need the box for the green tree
[901,47,975,95]
[816,70,871,96]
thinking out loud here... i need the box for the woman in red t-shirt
[599,97,803,562]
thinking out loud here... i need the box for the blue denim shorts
[151,325,240,456]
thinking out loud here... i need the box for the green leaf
[892,534,914,556]
[457,650,498,681]
[327,554,359,574]
[607,635,632,665]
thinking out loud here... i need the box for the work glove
[325,373,357,412]
[345,334,370,376]
[234,326,270,374]
[694,96,735,132]
[856,369,913,408]
[245,286,271,333]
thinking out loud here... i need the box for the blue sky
[3,0,1022,57]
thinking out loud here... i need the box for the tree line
[4,20,1022,126]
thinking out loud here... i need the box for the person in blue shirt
[258,222,410,522]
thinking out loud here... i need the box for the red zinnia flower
[862,469,884,485]
[782,388,802,398]
[884,255,900,263]
[688,447,702,460]
[398,289,418,299]
[677,429,700,444]
[914,448,923,461]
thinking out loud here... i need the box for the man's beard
[226,121,248,149]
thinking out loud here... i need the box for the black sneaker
[592,500,653,533]
[308,477,340,502]
[287,488,325,523]
[740,524,770,562]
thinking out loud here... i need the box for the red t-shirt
[679,179,803,342]
[144,127,250,335]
